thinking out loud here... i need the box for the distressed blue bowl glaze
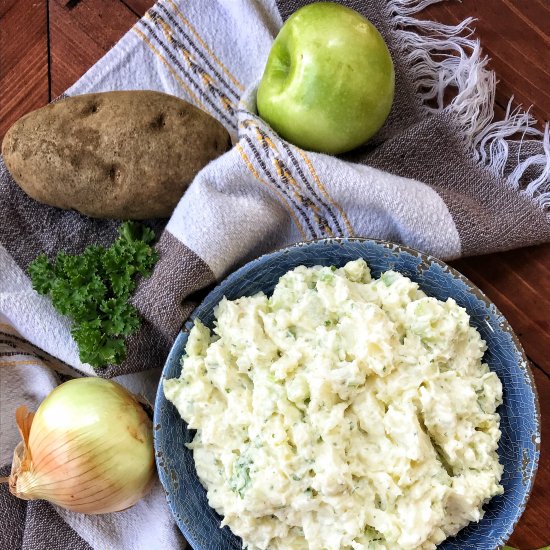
[154,239,540,550]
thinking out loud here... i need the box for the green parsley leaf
[28,222,158,369]
[28,254,55,294]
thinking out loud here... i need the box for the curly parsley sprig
[28,222,158,369]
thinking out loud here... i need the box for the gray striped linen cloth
[0,0,548,548]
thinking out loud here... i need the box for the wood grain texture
[0,0,548,547]
[421,0,550,123]
[452,245,550,373]
[120,0,154,17]
[0,0,49,138]
[49,0,138,97]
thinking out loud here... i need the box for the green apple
[257,2,395,154]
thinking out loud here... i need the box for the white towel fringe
[386,0,550,208]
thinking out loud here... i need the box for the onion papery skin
[9,378,155,514]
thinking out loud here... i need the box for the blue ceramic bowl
[154,239,540,550]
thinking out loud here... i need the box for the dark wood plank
[120,0,154,17]
[421,0,550,123]
[0,0,49,139]
[452,244,550,375]
[49,0,139,97]
[507,364,550,549]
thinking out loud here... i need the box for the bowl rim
[154,237,541,549]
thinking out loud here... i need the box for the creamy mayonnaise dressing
[164,259,503,550]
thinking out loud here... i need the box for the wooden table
[1,1,548,547]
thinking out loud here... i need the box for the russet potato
[2,91,231,219]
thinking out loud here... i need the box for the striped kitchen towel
[0,1,548,548]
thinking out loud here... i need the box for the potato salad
[164,259,504,550]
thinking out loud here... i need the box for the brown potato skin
[2,91,231,219]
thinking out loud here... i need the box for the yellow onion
[3,378,155,514]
